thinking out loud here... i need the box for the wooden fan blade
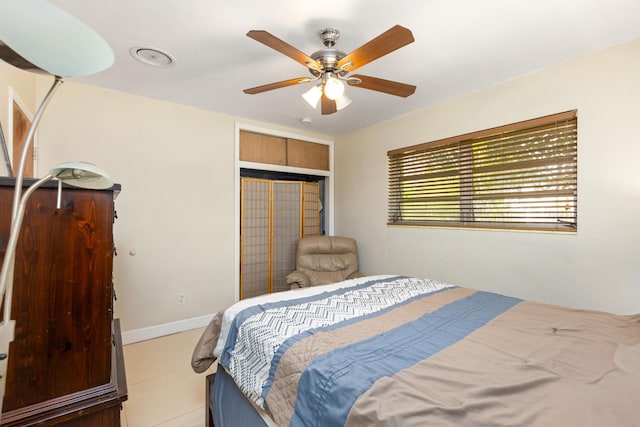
[338,25,414,73]
[348,74,416,97]
[243,77,312,94]
[321,93,337,115]
[247,30,321,71]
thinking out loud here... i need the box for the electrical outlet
[177,292,186,304]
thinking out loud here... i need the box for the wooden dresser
[0,177,127,426]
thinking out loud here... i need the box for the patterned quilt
[197,275,640,426]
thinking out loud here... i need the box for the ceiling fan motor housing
[310,48,346,76]
[307,28,352,77]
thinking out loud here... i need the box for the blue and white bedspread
[219,275,454,408]
[203,274,640,427]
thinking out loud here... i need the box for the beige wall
[335,37,640,314]
[37,83,239,333]
[1,74,328,337]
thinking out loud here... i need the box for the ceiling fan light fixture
[302,85,322,108]
[323,76,345,100]
[335,94,352,111]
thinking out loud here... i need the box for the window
[388,110,577,232]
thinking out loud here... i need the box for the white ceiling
[52,0,640,136]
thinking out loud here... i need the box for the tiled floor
[122,327,217,427]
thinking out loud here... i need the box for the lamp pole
[0,174,50,372]
[10,77,63,219]
[1,77,64,323]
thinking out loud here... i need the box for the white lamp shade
[49,161,114,190]
[335,94,352,111]
[0,0,114,77]
[302,85,322,108]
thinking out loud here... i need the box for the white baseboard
[121,313,214,345]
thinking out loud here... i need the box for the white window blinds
[388,110,577,232]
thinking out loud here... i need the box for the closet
[238,129,330,300]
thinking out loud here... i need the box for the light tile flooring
[122,327,217,427]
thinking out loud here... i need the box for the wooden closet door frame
[234,123,334,302]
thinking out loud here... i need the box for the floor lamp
[0,0,115,414]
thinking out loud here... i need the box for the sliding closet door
[271,181,301,293]
[302,182,321,237]
[240,178,321,299]
[240,178,271,299]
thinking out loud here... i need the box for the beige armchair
[286,236,364,289]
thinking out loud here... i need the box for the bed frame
[204,369,270,427]
[206,373,215,427]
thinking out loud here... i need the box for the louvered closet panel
[240,178,271,299]
[240,179,321,299]
[302,182,320,237]
[271,181,301,293]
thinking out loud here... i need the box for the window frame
[387,110,578,233]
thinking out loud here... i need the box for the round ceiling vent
[130,47,176,68]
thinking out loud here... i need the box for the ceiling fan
[243,25,416,115]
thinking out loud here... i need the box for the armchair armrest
[287,271,311,289]
[347,271,365,280]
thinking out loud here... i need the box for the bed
[191,275,640,426]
